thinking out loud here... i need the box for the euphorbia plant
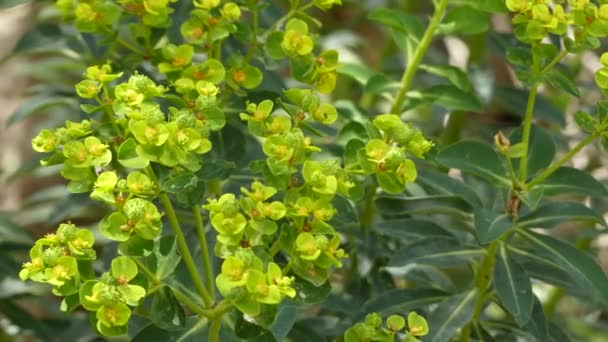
[11,0,608,341]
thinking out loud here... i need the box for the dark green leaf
[518,202,605,229]
[545,69,580,97]
[365,74,400,95]
[269,303,297,341]
[420,64,474,92]
[518,229,608,306]
[357,288,448,321]
[523,297,547,342]
[291,276,331,305]
[574,111,597,133]
[465,0,508,12]
[436,140,509,185]
[494,244,534,326]
[540,167,608,197]
[376,218,454,241]
[368,8,424,38]
[376,195,473,217]
[146,236,182,280]
[7,96,76,126]
[509,125,556,178]
[426,290,478,342]
[438,6,489,35]
[493,86,565,126]
[330,194,359,227]
[474,209,512,244]
[161,173,198,193]
[388,237,485,268]
[407,85,483,112]
[198,159,236,180]
[418,169,483,207]
[150,287,186,331]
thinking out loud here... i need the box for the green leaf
[518,202,605,229]
[365,74,400,95]
[417,169,482,207]
[161,173,198,193]
[368,8,424,38]
[0,0,31,8]
[132,316,240,342]
[197,160,235,180]
[438,6,489,35]
[376,219,454,241]
[291,276,331,305]
[494,244,534,326]
[545,69,580,97]
[7,96,77,126]
[150,287,186,331]
[145,236,181,280]
[523,297,548,342]
[375,195,473,217]
[337,63,376,86]
[518,229,608,306]
[539,167,608,197]
[419,64,474,92]
[330,194,359,227]
[426,290,478,342]
[118,138,149,169]
[494,86,565,126]
[436,140,509,185]
[464,0,507,12]
[269,303,297,341]
[406,85,482,112]
[474,209,512,244]
[357,288,448,321]
[574,111,596,133]
[388,237,485,268]
[509,125,556,178]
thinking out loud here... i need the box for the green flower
[44,255,79,287]
[91,171,118,204]
[295,233,323,261]
[281,19,314,56]
[84,137,113,167]
[84,64,123,83]
[241,181,277,202]
[76,79,101,98]
[32,129,58,153]
[158,44,195,73]
[131,120,170,146]
[126,171,156,197]
[221,3,241,21]
[407,311,429,337]
[228,65,263,89]
[181,59,226,84]
[216,256,247,297]
[245,269,281,304]
[302,160,338,195]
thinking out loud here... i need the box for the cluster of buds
[344,312,429,342]
[20,223,96,296]
[507,0,608,47]
[353,114,433,194]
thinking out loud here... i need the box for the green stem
[517,85,539,183]
[159,193,214,307]
[526,131,600,189]
[540,50,568,74]
[390,0,449,114]
[460,241,499,341]
[131,257,210,317]
[208,317,223,342]
[193,206,215,295]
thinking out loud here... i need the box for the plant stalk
[159,193,214,307]
[193,206,215,295]
[526,131,600,189]
[390,0,450,114]
[517,86,539,183]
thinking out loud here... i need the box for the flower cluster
[79,257,146,336]
[507,0,608,47]
[344,312,429,342]
[20,223,96,296]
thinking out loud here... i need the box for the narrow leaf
[494,244,534,326]
[474,209,513,244]
[518,202,605,229]
[540,167,608,197]
[436,140,510,185]
[426,290,478,342]
[518,229,608,306]
[388,237,485,268]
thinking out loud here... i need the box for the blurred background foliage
[1,0,608,341]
